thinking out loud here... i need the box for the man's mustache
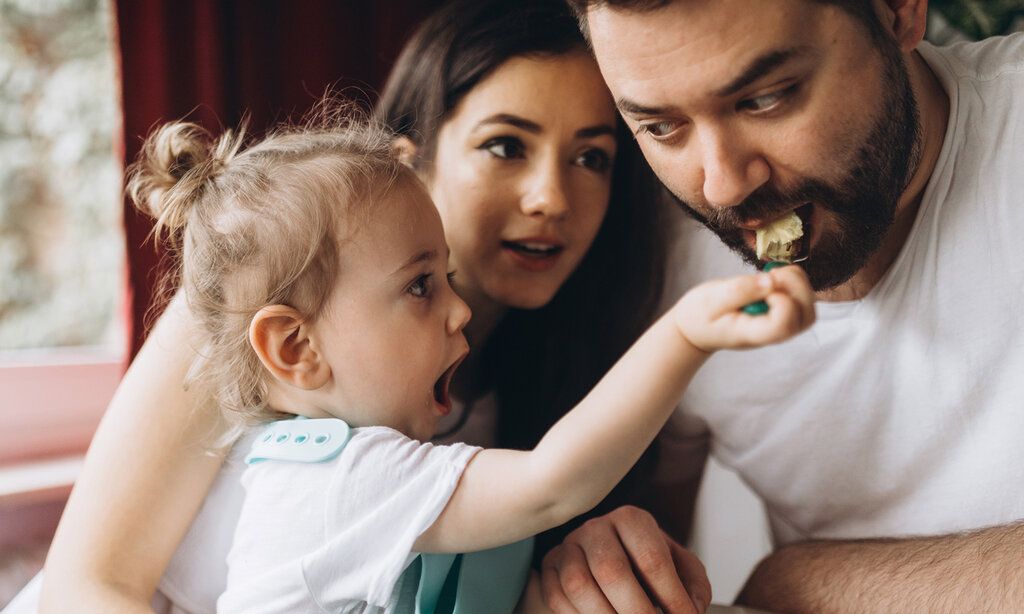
[685,179,837,230]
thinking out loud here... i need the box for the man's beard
[671,43,923,291]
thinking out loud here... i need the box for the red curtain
[115,0,442,359]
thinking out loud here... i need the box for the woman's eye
[446,270,457,285]
[575,148,612,173]
[408,274,432,298]
[480,136,526,159]
[637,120,680,139]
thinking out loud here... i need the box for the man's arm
[739,521,1024,613]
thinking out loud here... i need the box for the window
[0,0,124,467]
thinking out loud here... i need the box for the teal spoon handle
[742,261,788,315]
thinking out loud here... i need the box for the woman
[26,1,671,611]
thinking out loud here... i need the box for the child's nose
[447,293,472,335]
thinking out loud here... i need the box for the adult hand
[540,505,711,613]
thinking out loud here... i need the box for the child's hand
[673,264,815,352]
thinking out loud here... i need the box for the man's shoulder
[922,33,1024,84]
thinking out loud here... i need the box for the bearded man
[541,1,1024,612]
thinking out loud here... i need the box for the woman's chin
[489,283,560,311]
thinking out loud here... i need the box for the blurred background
[1,0,1021,607]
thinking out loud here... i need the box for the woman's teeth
[503,241,562,256]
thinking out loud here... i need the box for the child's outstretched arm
[415,265,815,554]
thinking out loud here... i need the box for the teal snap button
[245,418,351,465]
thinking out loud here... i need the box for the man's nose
[520,158,570,219]
[699,128,770,209]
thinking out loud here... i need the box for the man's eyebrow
[715,46,815,98]
[617,47,816,117]
[616,97,676,117]
[392,249,437,276]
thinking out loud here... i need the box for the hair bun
[127,120,243,241]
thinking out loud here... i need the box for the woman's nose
[699,129,770,210]
[520,159,570,219]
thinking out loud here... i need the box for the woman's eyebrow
[474,113,542,133]
[474,113,613,139]
[576,124,615,139]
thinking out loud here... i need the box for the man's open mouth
[790,203,815,262]
[746,203,815,263]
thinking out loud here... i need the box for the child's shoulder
[243,417,475,468]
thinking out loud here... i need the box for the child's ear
[249,305,330,390]
[392,136,419,169]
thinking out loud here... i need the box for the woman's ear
[249,305,330,390]
[392,136,420,169]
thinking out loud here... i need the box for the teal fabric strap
[245,417,352,465]
[411,537,534,614]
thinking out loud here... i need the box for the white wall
[688,457,772,605]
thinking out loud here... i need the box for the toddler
[127,112,815,613]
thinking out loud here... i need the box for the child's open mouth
[433,354,466,416]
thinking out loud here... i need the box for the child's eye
[446,270,457,284]
[408,274,432,298]
[480,136,525,160]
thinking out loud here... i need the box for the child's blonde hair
[127,108,412,426]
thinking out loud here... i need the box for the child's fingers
[700,273,775,317]
[763,292,807,338]
[768,265,816,327]
[724,293,800,346]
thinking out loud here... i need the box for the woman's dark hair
[375,0,668,553]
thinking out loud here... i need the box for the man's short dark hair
[566,0,888,46]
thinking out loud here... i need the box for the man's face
[588,0,921,290]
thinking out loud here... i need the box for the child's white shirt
[216,423,480,613]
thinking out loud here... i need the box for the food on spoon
[755,212,803,262]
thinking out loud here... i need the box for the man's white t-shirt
[657,36,1024,546]
[216,425,480,613]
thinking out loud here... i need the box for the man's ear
[878,0,928,52]
[392,136,420,169]
[249,305,330,390]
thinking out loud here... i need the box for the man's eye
[480,137,525,159]
[637,120,680,139]
[575,148,612,172]
[740,83,799,113]
[408,274,432,298]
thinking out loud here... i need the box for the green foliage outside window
[931,0,1024,39]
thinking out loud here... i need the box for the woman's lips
[501,239,565,272]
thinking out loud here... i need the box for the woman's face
[424,51,618,312]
